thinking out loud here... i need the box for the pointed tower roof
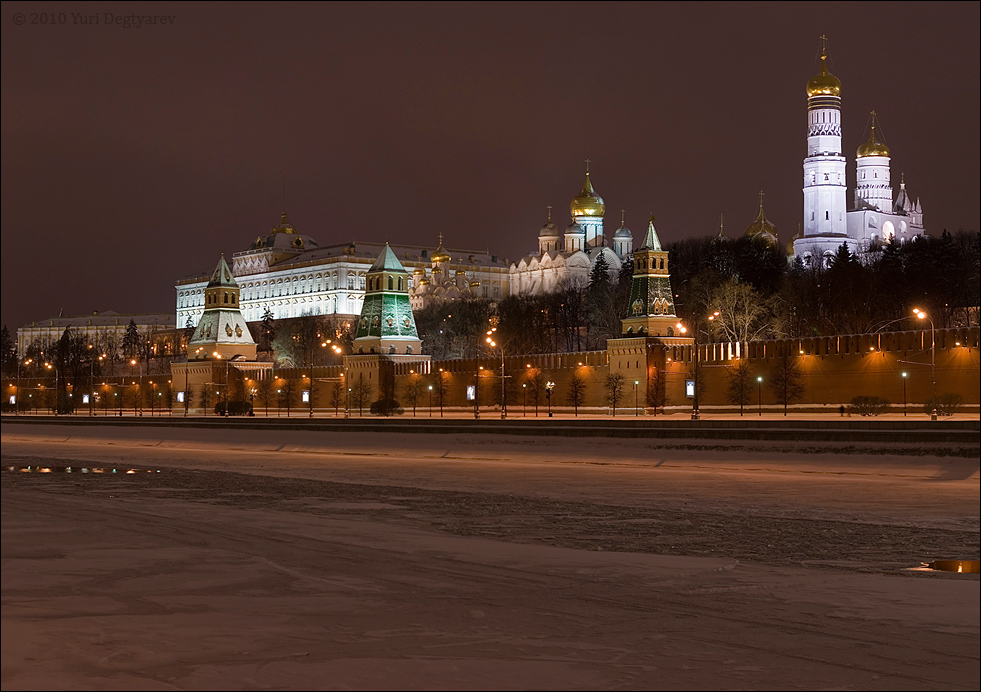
[369,243,408,273]
[641,215,662,251]
[207,255,238,288]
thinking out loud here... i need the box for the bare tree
[769,351,806,416]
[647,367,667,415]
[707,278,774,344]
[566,371,587,416]
[255,377,275,416]
[525,368,546,416]
[329,380,345,416]
[725,359,755,416]
[604,372,626,416]
[348,373,373,416]
[279,378,300,416]
[402,372,425,417]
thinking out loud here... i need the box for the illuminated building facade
[794,40,926,267]
[509,166,633,296]
[175,213,509,328]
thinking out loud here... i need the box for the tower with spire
[796,37,855,264]
[354,244,421,355]
[187,255,258,361]
[621,216,678,337]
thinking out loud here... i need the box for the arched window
[388,276,393,290]
[398,277,403,291]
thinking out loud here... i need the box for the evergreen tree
[122,319,140,357]
[0,325,16,376]
[259,308,277,352]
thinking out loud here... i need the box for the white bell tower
[802,37,847,238]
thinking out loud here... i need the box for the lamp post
[901,371,907,416]
[522,383,527,417]
[634,380,639,416]
[486,329,507,420]
[428,384,433,417]
[913,309,937,420]
[16,358,32,417]
[130,358,143,416]
[473,367,480,420]
[757,376,763,417]
[546,380,554,417]
[45,362,58,416]
[678,311,717,421]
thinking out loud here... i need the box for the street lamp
[45,362,58,416]
[901,372,907,417]
[131,358,143,416]
[546,380,555,417]
[757,376,763,417]
[913,309,937,420]
[634,380,639,416]
[522,383,527,417]
[16,358,32,417]
[486,329,507,419]
[428,384,433,417]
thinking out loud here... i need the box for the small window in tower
[388,276,393,290]
[874,172,877,178]
[398,277,403,291]
[826,211,829,221]
[811,212,814,221]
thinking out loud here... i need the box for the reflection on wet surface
[6,465,160,475]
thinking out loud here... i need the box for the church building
[509,165,633,296]
[794,39,926,266]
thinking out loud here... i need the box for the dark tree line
[416,260,633,358]
[669,230,979,339]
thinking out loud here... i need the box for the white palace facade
[175,213,509,328]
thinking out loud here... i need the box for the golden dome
[431,234,451,264]
[570,171,605,218]
[857,117,890,158]
[270,211,297,234]
[786,234,797,256]
[745,194,778,246]
[806,49,841,98]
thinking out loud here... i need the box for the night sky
[2,2,978,331]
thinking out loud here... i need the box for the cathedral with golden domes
[509,165,633,296]
[793,38,926,267]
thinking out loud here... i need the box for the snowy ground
[2,422,978,690]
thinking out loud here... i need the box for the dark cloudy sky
[2,2,978,331]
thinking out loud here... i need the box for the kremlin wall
[255,326,981,417]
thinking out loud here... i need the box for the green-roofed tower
[354,244,422,354]
[187,255,258,360]
[621,215,679,337]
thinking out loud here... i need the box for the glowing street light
[913,308,937,420]
[901,371,908,417]
[757,376,763,417]
[545,380,555,418]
